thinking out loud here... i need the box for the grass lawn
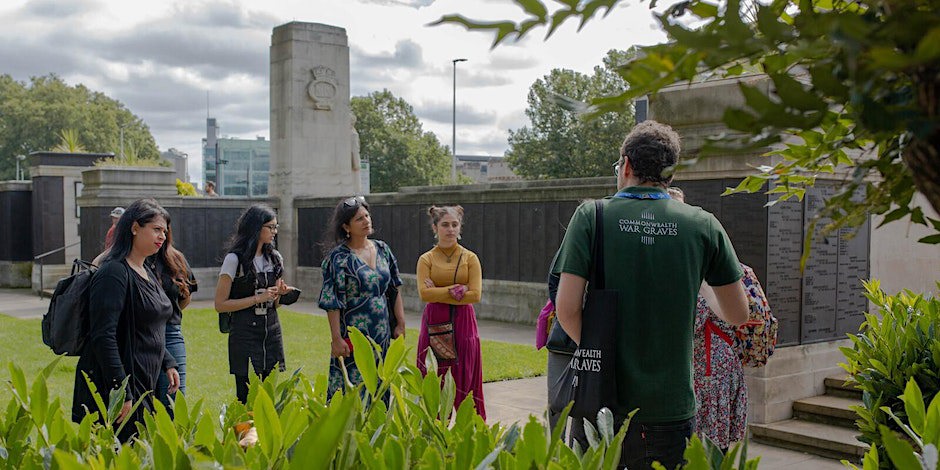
[0,308,546,415]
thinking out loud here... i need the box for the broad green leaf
[381,336,406,379]
[914,27,940,62]
[151,400,179,453]
[194,414,217,449]
[52,449,88,470]
[917,234,940,244]
[173,391,189,430]
[879,426,921,470]
[440,370,456,421]
[152,434,175,469]
[421,372,441,421]
[289,393,356,470]
[350,327,378,396]
[522,415,548,463]
[924,393,940,445]
[902,379,926,435]
[8,363,27,404]
[383,437,406,469]
[583,419,600,448]
[514,0,548,19]
[253,387,284,460]
[354,433,381,469]
[281,401,309,449]
[596,408,614,444]
[770,73,826,111]
[29,371,49,431]
[418,446,445,469]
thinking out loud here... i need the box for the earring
[433,232,438,239]
[457,233,462,240]
[345,231,350,239]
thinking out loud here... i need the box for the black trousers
[234,369,273,404]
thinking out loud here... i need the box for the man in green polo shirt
[554,120,748,468]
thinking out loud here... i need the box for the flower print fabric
[693,288,747,449]
[319,240,401,397]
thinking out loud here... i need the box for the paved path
[1,288,845,468]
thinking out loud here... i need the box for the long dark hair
[152,225,194,298]
[321,196,370,255]
[103,198,171,264]
[224,204,281,276]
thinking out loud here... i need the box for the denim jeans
[571,415,694,469]
[156,323,186,417]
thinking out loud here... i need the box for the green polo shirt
[554,186,743,422]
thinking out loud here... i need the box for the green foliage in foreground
[0,308,547,416]
[0,328,763,469]
[841,281,940,468]
[845,379,940,470]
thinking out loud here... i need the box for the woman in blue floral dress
[319,196,405,397]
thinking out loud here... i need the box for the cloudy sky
[0,0,668,184]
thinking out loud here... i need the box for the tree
[0,74,160,180]
[351,90,453,192]
[434,0,940,242]
[506,49,636,179]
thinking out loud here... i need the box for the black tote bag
[549,200,621,421]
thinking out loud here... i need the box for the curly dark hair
[619,120,681,185]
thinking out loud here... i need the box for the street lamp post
[452,58,467,184]
[119,124,127,160]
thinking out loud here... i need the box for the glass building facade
[202,118,270,197]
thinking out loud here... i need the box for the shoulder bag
[427,253,463,362]
[549,199,621,420]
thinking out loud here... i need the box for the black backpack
[42,259,97,356]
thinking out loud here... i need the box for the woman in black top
[72,198,180,442]
[152,224,196,417]
[214,204,298,403]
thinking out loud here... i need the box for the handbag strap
[450,253,463,322]
[590,200,606,290]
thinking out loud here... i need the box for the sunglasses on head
[343,195,366,208]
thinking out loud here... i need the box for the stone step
[793,395,861,429]
[825,374,863,400]
[750,419,868,463]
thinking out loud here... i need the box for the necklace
[437,244,459,262]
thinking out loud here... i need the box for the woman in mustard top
[416,205,485,419]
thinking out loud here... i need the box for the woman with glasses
[319,196,405,397]
[214,204,299,403]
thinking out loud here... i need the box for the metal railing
[34,241,81,297]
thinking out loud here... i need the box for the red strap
[704,319,734,377]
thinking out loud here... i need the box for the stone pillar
[270,22,354,281]
[28,152,103,292]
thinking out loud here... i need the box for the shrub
[845,378,940,470]
[841,280,940,466]
[1,328,761,469]
[176,179,198,196]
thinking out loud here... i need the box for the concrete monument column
[270,22,356,280]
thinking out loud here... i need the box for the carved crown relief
[307,66,337,111]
